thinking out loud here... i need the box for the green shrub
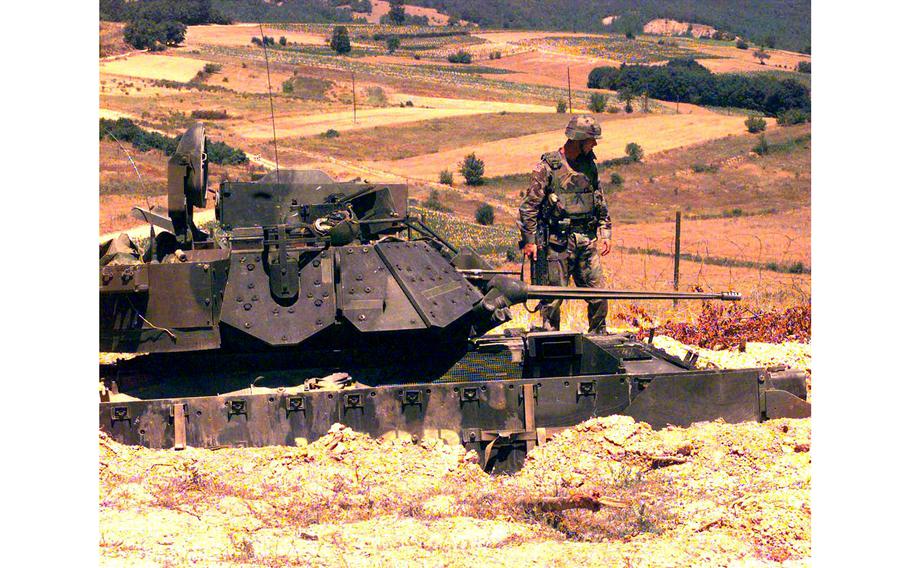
[322,129,340,138]
[556,99,567,113]
[365,86,388,106]
[386,36,400,53]
[736,39,748,49]
[796,61,810,73]
[459,152,485,185]
[203,63,222,74]
[279,36,287,46]
[330,26,352,55]
[190,109,229,120]
[475,203,495,225]
[691,163,719,173]
[488,50,502,60]
[625,142,643,162]
[609,172,623,185]
[588,93,607,113]
[777,108,810,125]
[439,169,454,185]
[447,50,472,64]
[424,189,451,212]
[753,134,769,155]
[745,115,767,133]
[606,105,621,114]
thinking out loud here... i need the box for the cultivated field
[370,112,765,181]
[100,53,207,82]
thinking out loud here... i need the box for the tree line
[587,58,810,116]
[100,118,249,166]
[406,0,809,52]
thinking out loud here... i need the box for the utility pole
[673,210,682,306]
[352,71,356,123]
[567,66,572,114]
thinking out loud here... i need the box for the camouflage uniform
[518,116,612,332]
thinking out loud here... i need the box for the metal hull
[100,332,810,472]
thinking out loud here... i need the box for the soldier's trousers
[538,233,608,332]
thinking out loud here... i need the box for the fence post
[673,210,681,307]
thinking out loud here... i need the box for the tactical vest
[541,151,597,232]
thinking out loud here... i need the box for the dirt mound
[101,410,811,565]
[644,19,718,38]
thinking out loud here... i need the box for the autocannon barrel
[524,285,742,302]
[481,276,741,308]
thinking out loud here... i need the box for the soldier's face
[581,138,598,155]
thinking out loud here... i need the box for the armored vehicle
[100,124,810,471]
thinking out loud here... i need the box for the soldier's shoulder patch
[540,151,562,170]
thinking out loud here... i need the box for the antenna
[104,127,153,211]
[258,22,281,183]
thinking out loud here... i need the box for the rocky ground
[99,340,811,567]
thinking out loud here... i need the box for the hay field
[183,24,326,48]
[100,53,207,82]
[371,112,763,181]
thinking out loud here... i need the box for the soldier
[518,114,612,332]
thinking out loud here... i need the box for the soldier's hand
[523,243,538,260]
[599,239,612,256]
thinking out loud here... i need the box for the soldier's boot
[587,299,608,333]
[539,298,563,331]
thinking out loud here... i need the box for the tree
[618,88,635,113]
[764,35,777,49]
[625,142,643,162]
[161,20,186,46]
[439,170,454,185]
[330,26,351,55]
[796,61,810,74]
[588,93,606,113]
[475,203,495,225]
[753,48,770,65]
[745,115,766,133]
[735,38,748,49]
[389,0,406,25]
[447,50,472,64]
[459,153,485,185]
[386,36,400,54]
[124,19,166,50]
[279,36,287,46]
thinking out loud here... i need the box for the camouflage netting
[101,412,810,566]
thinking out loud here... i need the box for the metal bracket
[285,396,305,413]
[344,393,364,410]
[226,399,247,417]
[459,387,479,404]
[170,403,187,451]
[266,225,300,300]
[110,406,130,422]
[577,381,596,401]
[400,389,423,410]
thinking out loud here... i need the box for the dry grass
[100,413,811,566]
[370,111,762,182]
[269,112,572,162]
[100,53,208,82]
[100,21,130,58]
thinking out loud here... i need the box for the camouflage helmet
[565,114,602,140]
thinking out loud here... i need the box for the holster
[530,232,549,285]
